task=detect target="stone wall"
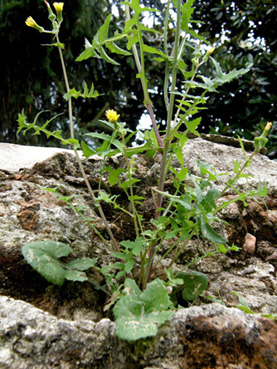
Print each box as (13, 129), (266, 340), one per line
(0, 139), (276, 368)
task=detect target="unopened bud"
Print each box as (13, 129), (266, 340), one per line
(203, 46), (215, 62)
(25, 16), (44, 32)
(53, 3), (64, 22)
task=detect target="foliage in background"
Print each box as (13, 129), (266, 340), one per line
(192, 0), (277, 158)
(1, 0), (276, 158)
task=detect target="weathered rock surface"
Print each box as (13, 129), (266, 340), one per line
(0, 143), (77, 172)
(1, 296), (276, 369)
(0, 138), (277, 368)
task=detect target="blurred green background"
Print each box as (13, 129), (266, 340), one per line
(0, 0), (276, 158)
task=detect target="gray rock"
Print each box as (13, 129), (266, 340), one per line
(181, 138), (277, 195)
(0, 143), (77, 172)
(0, 296), (276, 369)
(0, 139), (277, 368)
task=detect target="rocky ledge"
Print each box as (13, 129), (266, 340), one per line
(0, 138), (276, 368)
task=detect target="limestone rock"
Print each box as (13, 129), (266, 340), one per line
(0, 138), (277, 368)
(0, 296), (276, 369)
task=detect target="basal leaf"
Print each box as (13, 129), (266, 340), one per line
(176, 271), (208, 301)
(113, 279), (174, 341)
(64, 270), (88, 282)
(66, 258), (98, 271)
(22, 241), (72, 286)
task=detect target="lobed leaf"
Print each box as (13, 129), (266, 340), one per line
(113, 279), (174, 341)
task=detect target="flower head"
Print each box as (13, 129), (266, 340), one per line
(105, 109), (120, 123)
(203, 46), (215, 62)
(25, 16), (44, 32)
(53, 2), (64, 22)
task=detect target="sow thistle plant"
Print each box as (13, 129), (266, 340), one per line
(19, 0), (272, 341)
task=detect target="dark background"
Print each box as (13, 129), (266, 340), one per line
(1, 0), (276, 157)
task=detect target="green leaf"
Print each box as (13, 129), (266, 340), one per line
(120, 237), (145, 256)
(210, 57), (249, 85)
(99, 45), (120, 65)
(176, 271), (208, 301)
(200, 222), (227, 244)
(67, 258), (98, 271)
(185, 117), (201, 135)
(81, 141), (95, 158)
(85, 132), (113, 142)
(104, 167), (124, 186)
(106, 40), (131, 56)
(64, 270), (88, 282)
(113, 279), (174, 341)
(176, 167), (188, 182)
(76, 39), (99, 62)
(180, 0), (195, 32)
(63, 82), (99, 100)
(232, 292), (254, 314)
(200, 188), (221, 212)
(22, 241), (72, 286)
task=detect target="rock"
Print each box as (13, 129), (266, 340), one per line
(0, 138), (277, 367)
(181, 138), (277, 195)
(0, 296), (276, 369)
(243, 233), (256, 254)
(0, 143), (77, 172)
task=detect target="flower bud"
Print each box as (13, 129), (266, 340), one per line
(53, 3), (64, 22)
(203, 46), (215, 62)
(44, 0), (56, 22)
(265, 122), (272, 133)
(25, 16), (44, 32)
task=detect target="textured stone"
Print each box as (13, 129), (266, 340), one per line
(0, 139), (277, 368)
(0, 297), (276, 369)
(181, 138), (277, 195)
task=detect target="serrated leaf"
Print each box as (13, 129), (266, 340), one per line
(210, 57), (249, 84)
(120, 237), (145, 257)
(99, 46), (120, 65)
(85, 132), (113, 142)
(180, 0), (195, 32)
(176, 167), (188, 182)
(104, 167), (124, 186)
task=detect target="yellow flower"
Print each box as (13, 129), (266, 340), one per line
(203, 46), (215, 62)
(265, 122), (272, 132)
(53, 2), (64, 21)
(53, 2), (64, 12)
(25, 16), (44, 32)
(105, 109), (120, 123)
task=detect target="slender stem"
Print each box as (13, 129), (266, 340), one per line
(156, 0), (182, 214)
(125, 3), (163, 148)
(121, 133), (140, 238)
(220, 150), (257, 196)
(55, 36), (119, 252)
(145, 0), (182, 284)
(163, 0), (170, 111)
(73, 148), (120, 252)
(56, 34), (74, 140)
